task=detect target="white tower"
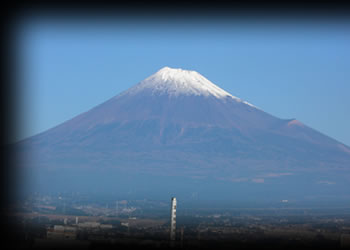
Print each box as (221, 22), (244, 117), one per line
(170, 197), (177, 241)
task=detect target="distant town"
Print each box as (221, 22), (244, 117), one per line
(4, 192), (350, 249)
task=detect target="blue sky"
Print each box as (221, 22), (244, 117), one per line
(16, 17), (350, 146)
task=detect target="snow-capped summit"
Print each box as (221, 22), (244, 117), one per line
(124, 66), (255, 107)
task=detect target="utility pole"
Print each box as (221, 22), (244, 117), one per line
(170, 197), (177, 247)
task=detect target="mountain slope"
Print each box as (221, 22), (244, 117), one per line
(16, 67), (350, 201)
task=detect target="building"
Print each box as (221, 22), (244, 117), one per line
(121, 222), (129, 227)
(77, 221), (113, 230)
(170, 197), (177, 241)
(100, 224), (113, 229)
(77, 222), (100, 228)
(47, 225), (77, 240)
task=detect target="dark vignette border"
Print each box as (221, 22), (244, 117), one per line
(1, 1), (350, 249)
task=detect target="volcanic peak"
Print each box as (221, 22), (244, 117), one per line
(124, 66), (256, 108)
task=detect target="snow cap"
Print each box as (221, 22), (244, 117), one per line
(125, 66), (256, 107)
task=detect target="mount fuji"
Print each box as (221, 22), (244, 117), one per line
(16, 67), (350, 202)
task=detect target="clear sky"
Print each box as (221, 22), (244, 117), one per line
(15, 15), (350, 146)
